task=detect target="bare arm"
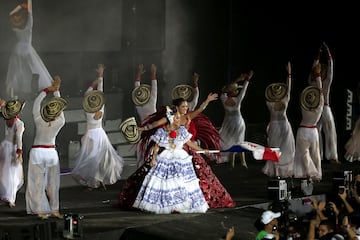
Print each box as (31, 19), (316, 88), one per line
(313, 63), (323, 89)
(225, 227), (235, 240)
(188, 73), (200, 111)
(186, 92), (218, 120)
(185, 139), (209, 153)
(323, 42), (334, 85)
(96, 64), (105, 92)
(28, 0), (32, 13)
(53, 76), (65, 120)
(135, 64), (145, 87)
(338, 192), (354, 214)
(85, 64), (105, 93)
(9, 5), (22, 16)
(10, 0), (32, 15)
(237, 70), (253, 102)
(138, 117), (168, 132)
(286, 62), (292, 100)
(0, 99), (5, 108)
(306, 219), (319, 240)
(149, 64), (158, 107)
(308, 46), (321, 85)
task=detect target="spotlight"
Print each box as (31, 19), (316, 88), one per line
(63, 213), (83, 239)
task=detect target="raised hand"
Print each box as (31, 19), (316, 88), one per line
(246, 70), (254, 81)
(236, 73), (247, 82)
(322, 42), (331, 57)
(48, 76), (61, 92)
(286, 62), (291, 75)
(0, 99), (5, 108)
(137, 64), (146, 76)
(150, 64), (157, 76)
(192, 72), (200, 87)
(313, 63), (321, 75)
(96, 64), (105, 77)
(207, 92), (218, 102)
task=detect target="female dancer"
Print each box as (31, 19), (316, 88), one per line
(6, 0), (52, 98)
(71, 64), (124, 189)
(219, 70), (254, 167)
(117, 92), (236, 209)
(133, 107), (209, 214)
(133, 63), (158, 123)
(262, 62), (295, 178)
(308, 42), (338, 163)
(293, 63), (324, 180)
(132, 64), (158, 168)
(0, 99), (25, 207)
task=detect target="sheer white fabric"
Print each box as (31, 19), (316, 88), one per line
(317, 105), (338, 160)
(219, 81), (249, 163)
(6, 11), (52, 97)
(262, 98), (295, 178)
(72, 80), (124, 188)
(26, 90), (65, 215)
(26, 148), (60, 214)
(294, 85), (324, 180)
(71, 124), (124, 188)
(0, 119), (24, 204)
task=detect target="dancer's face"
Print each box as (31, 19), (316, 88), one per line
(176, 101), (188, 115)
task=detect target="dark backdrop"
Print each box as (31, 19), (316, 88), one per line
(0, 0), (358, 158)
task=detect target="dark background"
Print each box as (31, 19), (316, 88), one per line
(0, 0), (358, 158)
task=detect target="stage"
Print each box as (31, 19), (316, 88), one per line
(0, 157), (356, 240)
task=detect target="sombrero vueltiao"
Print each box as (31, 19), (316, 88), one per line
(83, 90), (104, 113)
(300, 86), (321, 111)
(221, 82), (243, 93)
(119, 117), (140, 144)
(132, 84), (151, 106)
(1, 99), (25, 120)
(10, 6), (28, 29)
(171, 84), (193, 101)
(265, 83), (287, 102)
(41, 97), (67, 122)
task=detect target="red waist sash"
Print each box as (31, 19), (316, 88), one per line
(32, 145), (56, 148)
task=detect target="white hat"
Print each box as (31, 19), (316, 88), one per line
(261, 210), (281, 225)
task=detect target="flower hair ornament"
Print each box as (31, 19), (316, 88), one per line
(166, 106), (174, 124)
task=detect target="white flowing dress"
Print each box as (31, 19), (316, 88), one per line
(0, 119), (25, 204)
(293, 79), (324, 180)
(219, 81), (249, 163)
(133, 126), (209, 214)
(262, 99), (295, 178)
(6, 10), (52, 97)
(71, 81), (124, 188)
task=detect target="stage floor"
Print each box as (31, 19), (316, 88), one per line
(0, 157), (356, 240)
